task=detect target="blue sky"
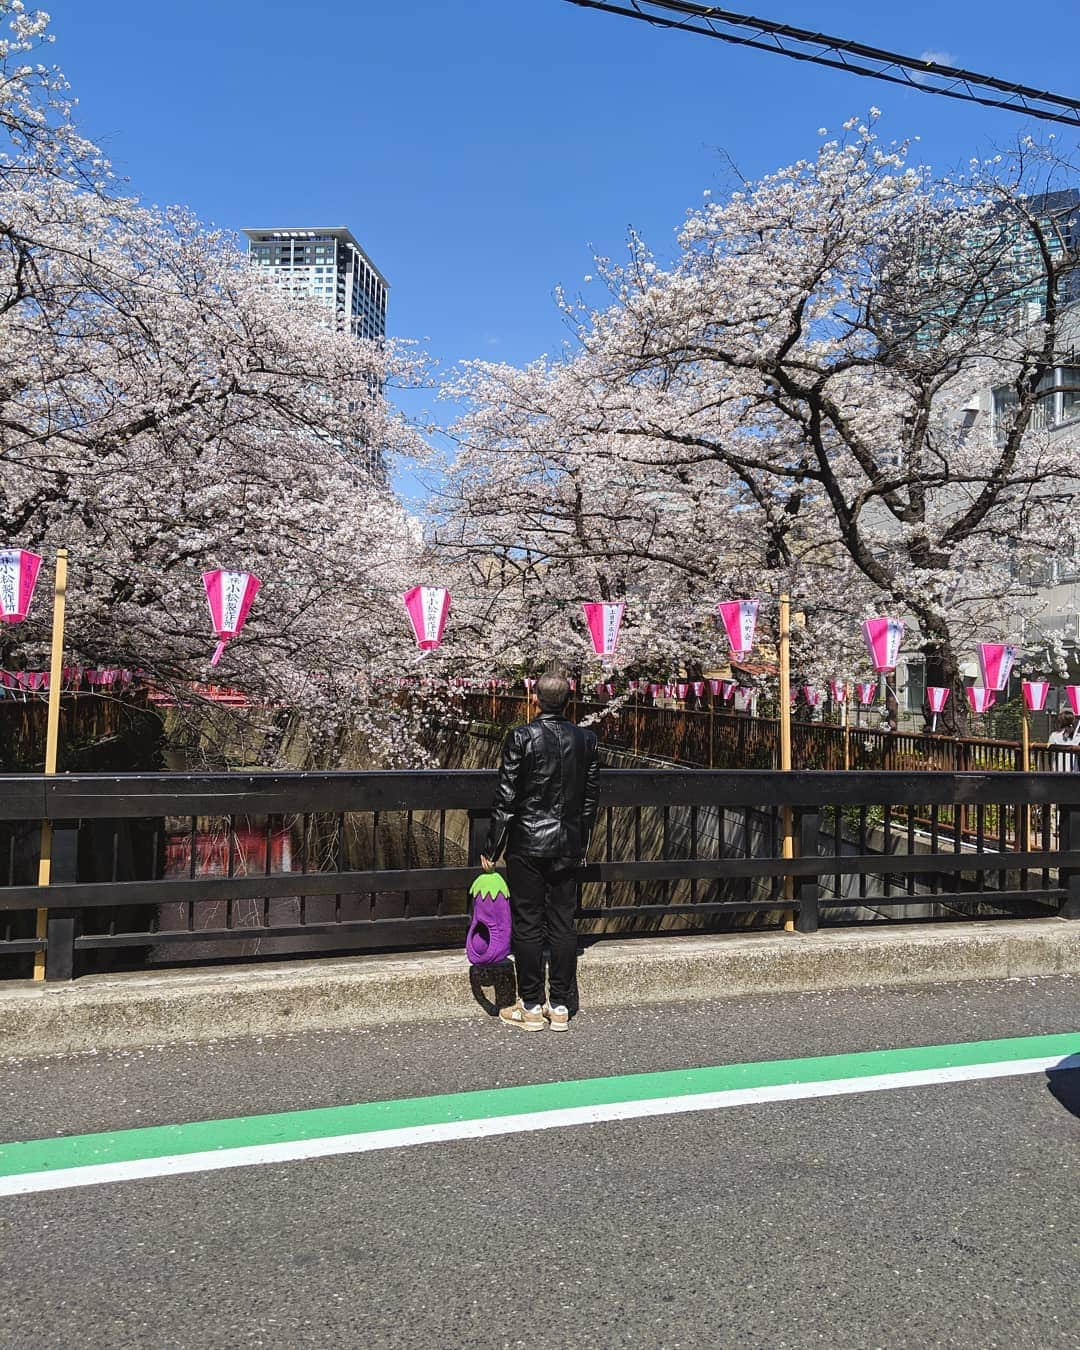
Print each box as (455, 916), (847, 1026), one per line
(42, 0), (1079, 487)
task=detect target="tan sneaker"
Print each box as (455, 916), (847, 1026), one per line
(543, 1003), (570, 1033)
(498, 1001), (546, 1032)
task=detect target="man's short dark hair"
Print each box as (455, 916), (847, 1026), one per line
(537, 671), (570, 712)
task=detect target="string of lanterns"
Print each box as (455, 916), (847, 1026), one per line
(5, 550), (1076, 724)
(405, 590), (1079, 728)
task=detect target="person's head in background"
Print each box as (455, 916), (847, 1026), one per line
(537, 670), (570, 715)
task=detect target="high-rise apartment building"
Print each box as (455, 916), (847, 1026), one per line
(242, 227), (388, 341)
(911, 189), (1080, 351)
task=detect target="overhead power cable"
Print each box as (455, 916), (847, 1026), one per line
(562, 0), (1080, 128)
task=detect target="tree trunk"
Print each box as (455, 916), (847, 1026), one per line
(924, 640), (964, 737)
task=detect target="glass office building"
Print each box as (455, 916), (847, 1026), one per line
(242, 227), (388, 341)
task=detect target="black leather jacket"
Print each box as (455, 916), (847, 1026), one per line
(484, 713), (600, 860)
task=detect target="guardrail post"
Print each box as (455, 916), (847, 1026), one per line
(794, 807), (820, 933)
(45, 819), (80, 981)
(1059, 805), (1080, 919)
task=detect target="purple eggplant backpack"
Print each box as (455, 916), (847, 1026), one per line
(466, 871), (512, 965)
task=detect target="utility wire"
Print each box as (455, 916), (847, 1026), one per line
(562, 0), (1080, 128)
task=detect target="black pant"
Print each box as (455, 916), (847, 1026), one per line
(507, 854), (579, 1009)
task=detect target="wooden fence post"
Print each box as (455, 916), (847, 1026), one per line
(467, 809), (489, 870)
(794, 807), (820, 933)
(44, 818), (79, 981)
(1059, 805), (1080, 919)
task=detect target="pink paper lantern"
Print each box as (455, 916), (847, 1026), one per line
(927, 685), (950, 731)
(582, 601), (624, 657)
(717, 600), (759, 658)
(926, 686), (950, 714)
(676, 682), (689, 699)
(856, 680), (878, 706)
(734, 687), (753, 711)
(203, 570), (262, 667)
(862, 617), (904, 673)
(0, 549), (43, 624)
(976, 643), (1018, 692)
(402, 585), (450, 653)
(524, 677), (536, 691)
(828, 680), (848, 703)
(707, 678), (723, 696)
(1065, 686), (1080, 716)
(567, 677), (577, 693)
(966, 686), (995, 714)
(1022, 680), (1049, 712)
(27, 671), (48, 690)
(803, 685), (821, 707)
(721, 679), (737, 702)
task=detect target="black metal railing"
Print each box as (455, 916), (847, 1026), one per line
(462, 692), (1073, 774)
(2, 768), (1079, 981)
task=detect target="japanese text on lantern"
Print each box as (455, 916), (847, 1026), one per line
(0, 551), (19, 617)
(422, 587), (444, 642)
(219, 571), (248, 634)
(602, 604), (620, 654)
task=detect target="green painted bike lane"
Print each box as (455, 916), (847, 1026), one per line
(0, 1031), (1076, 1182)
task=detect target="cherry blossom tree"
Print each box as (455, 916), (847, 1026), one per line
(441, 117), (1080, 724)
(0, 2), (432, 766)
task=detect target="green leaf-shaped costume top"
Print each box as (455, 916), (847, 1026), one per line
(469, 870), (508, 900)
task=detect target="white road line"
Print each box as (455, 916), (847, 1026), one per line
(1, 1052), (1073, 1198)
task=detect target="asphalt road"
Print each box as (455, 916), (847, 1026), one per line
(0, 975), (1078, 1349)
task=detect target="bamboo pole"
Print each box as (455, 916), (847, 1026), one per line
(779, 596), (792, 773)
(778, 595), (796, 930)
(34, 548), (68, 982)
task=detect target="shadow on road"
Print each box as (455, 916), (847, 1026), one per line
(1046, 1065), (1080, 1120)
(469, 961), (517, 1015)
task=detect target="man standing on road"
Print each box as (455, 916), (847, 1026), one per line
(480, 670), (600, 1033)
